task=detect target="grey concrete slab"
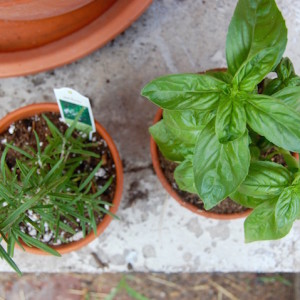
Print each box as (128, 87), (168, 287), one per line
(1, 0), (300, 273)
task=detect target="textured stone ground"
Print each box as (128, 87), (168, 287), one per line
(1, 0), (300, 273)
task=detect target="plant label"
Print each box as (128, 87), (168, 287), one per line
(54, 87), (96, 140)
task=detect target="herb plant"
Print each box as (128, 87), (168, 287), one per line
(0, 113), (113, 274)
(141, 0), (300, 241)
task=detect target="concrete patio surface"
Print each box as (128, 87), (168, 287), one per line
(1, 0), (300, 273)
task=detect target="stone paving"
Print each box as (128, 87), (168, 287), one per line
(1, 0), (300, 273)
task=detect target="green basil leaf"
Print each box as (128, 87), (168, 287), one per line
(263, 78), (283, 96)
(238, 161), (292, 198)
(149, 120), (194, 162)
(174, 159), (197, 194)
(246, 94), (300, 152)
(205, 70), (233, 84)
(264, 58), (300, 95)
(215, 95), (246, 142)
(193, 120), (250, 209)
(163, 109), (215, 144)
(244, 198), (293, 242)
(275, 186), (300, 228)
(249, 145), (260, 161)
(277, 148), (299, 172)
(230, 190), (264, 208)
(233, 47), (284, 91)
(293, 173), (300, 185)
(141, 74), (228, 110)
(276, 57), (297, 81)
(226, 0), (287, 80)
(272, 86), (300, 113)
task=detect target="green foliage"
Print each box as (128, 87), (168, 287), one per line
(141, 0), (300, 242)
(105, 276), (150, 300)
(193, 120), (250, 209)
(0, 114), (113, 274)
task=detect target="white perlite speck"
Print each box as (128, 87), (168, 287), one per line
(29, 229), (37, 237)
(95, 168), (106, 177)
(1, 138), (7, 144)
(69, 231), (84, 242)
(42, 233), (53, 243)
(8, 124), (15, 134)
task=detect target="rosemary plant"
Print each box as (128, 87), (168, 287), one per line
(0, 113), (114, 274)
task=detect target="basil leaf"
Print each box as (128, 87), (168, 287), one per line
(277, 57), (298, 81)
(263, 78), (283, 96)
(272, 86), (300, 113)
(149, 120), (194, 162)
(264, 58), (300, 95)
(215, 95), (246, 142)
(205, 70), (233, 84)
(233, 47), (284, 91)
(174, 159), (197, 194)
(230, 190), (264, 208)
(275, 186), (300, 228)
(249, 145), (260, 161)
(163, 109), (215, 144)
(227, 0), (287, 81)
(141, 74), (228, 110)
(277, 148), (299, 172)
(246, 94), (300, 152)
(193, 120), (250, 209)
(238, 161), (292, 198)
(244, 198), (293, 242)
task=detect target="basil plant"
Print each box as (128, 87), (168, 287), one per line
(141, 0), (300, 241)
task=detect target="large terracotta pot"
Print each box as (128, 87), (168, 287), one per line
(0, 0), (117, 52)
(0, 0), (153, 77)
(0, 103), (123, 254)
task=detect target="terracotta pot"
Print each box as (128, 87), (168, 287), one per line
(0, 103), (123, 255)
(151, 108), (300, 219)
(0, 0), (117, 52)
(150, 108), (251, 220)
(0, 0), (153, 77)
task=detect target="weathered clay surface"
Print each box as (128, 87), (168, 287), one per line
(1, 0), (300, 272)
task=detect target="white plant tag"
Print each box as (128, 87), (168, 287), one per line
(54, 88), (96, 140)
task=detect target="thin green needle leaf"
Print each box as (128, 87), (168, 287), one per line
(92, 176), (113, 198)
(4, 143), (33, 159)
(0, 244), (22, 275)
(33, 130), (41, 156)
(17, 230), (61, 257)
(42, 114), (64, 139)
(1, 146), (9, 182)
(79, 161), (102, 192)
(41, 158), (64, 185)
(65, 108), (84, 139)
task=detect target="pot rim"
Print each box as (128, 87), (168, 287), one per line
(0, 0), (153, 78)
(150, 108), (251, 220)
(0, 102), (123, 255)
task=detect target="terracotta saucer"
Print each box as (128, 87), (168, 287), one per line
(0, 0), (152, 78)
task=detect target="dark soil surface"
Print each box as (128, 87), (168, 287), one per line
(0, 113), (116, 245)
(260, 146), (287, 166)
(0, 272), (295, 300)
(158, 151), (249, 215)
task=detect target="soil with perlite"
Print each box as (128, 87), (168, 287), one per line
(0, 112), (116, 245)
